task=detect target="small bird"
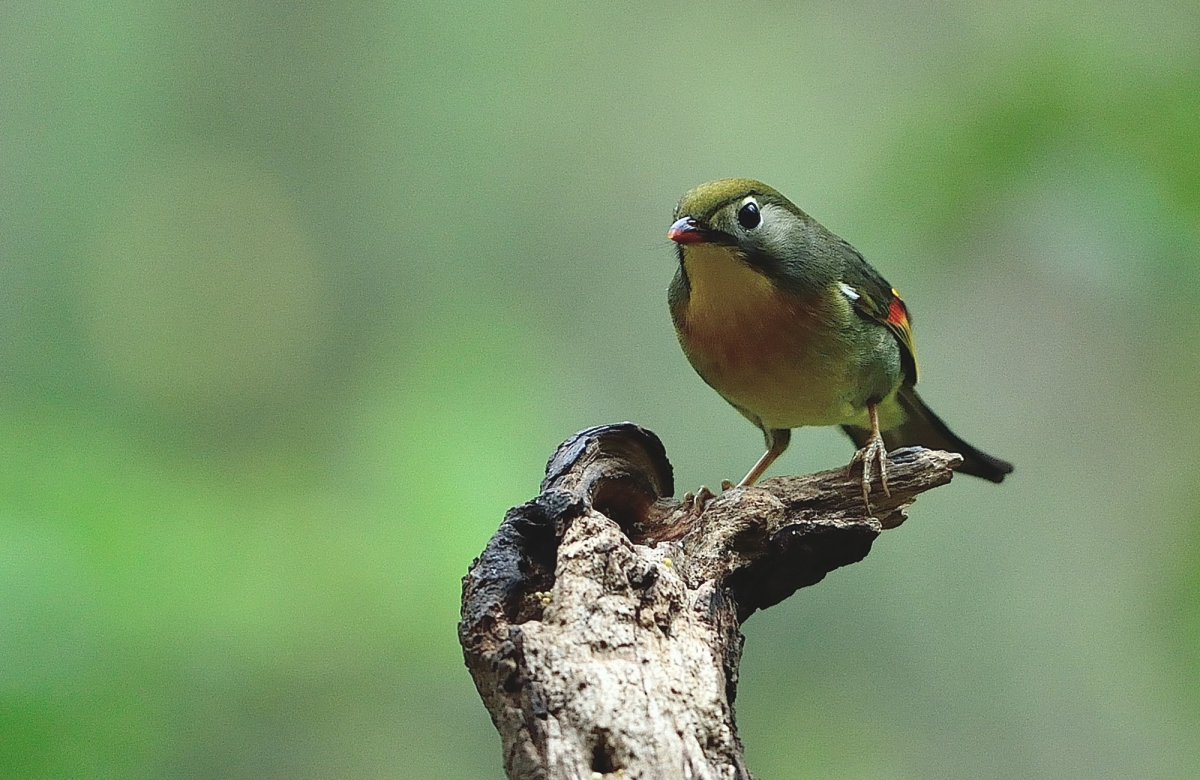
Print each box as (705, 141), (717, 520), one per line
(667, 178), (1012, 508)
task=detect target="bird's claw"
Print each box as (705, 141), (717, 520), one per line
(848, 435), (890, 514)
(681, 485), (718, 514)
(680, 479), (740, 519)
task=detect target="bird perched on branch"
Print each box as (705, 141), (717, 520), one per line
(667, 178), (1012, 509)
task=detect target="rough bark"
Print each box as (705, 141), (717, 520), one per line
(459, 423), (962, 780)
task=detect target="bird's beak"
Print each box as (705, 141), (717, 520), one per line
(668, 217), (709, 244)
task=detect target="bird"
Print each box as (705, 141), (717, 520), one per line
(667, 178), (1012, 509)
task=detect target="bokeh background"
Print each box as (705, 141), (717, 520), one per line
(4, 2), (1199, 777)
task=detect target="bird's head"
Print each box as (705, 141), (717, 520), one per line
(668, 179), (832, 295)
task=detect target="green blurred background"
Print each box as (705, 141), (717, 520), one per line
(3, 2), (1198, 777)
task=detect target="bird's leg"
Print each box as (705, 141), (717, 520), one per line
(738, 428), (791, 487)
(848, 403), (890, 511)
(680, 429), (790, 521)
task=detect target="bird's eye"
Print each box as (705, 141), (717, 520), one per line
(737, 200), (761, 230)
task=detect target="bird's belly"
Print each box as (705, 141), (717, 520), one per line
(679, 295), (874, 429)
(694, 333), (860, 427)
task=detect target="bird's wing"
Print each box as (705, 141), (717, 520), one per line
(836, 240), (919, 385)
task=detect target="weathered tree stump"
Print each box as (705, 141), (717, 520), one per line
(459, 423), (961, 779)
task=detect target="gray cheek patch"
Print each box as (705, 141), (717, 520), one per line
(755, 202), (796, 251)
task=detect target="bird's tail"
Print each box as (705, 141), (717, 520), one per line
(842, 386), (1013, 483)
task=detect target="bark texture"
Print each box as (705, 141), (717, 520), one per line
(459, 423), (961, 779)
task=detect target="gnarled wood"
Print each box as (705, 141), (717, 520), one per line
(460, 423), (961, 779)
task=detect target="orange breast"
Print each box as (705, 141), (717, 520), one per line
(674, 246), (859, 428)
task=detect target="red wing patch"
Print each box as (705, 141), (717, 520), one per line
(844, 281), (920, 385)
(886, 290), (910, 329)
(885, 289), (919, 384)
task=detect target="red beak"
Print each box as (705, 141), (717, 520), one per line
(668, 217), (708, 244)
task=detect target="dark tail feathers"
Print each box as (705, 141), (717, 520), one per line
(842, 386), (1013, 483)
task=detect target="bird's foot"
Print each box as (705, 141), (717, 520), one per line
(848, 434), (890, 514)
(680, 480), (738, 519)
(680, 484), (718, 516)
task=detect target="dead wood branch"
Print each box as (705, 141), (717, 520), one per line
(460, 423), (961, 779)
